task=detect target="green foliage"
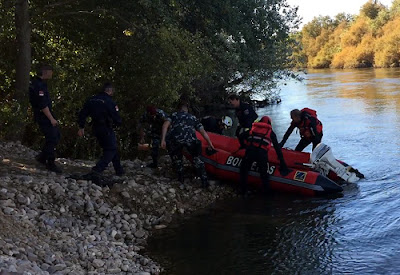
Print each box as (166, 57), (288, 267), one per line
(0, 0), (299, 159)
(371, 8), (390, 33)
(0, 2), (15, 95)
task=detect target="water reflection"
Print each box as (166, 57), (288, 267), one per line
(305, 68), (400, 113)
(148, 195), (342, 275)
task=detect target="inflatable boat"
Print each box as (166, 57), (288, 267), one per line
(196, 132), (364, 196)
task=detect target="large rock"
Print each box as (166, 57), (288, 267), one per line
(92, 259), (105, 268)
(134, 230), (146, 239)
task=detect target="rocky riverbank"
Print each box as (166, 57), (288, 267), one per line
(0, 141), (236, 274)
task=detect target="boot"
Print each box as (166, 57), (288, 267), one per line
(178, 173), (184, 184)
(147, 156), (158, 168)
(201, 178), (209, 188)
(115, 165), (125, 176)
(82, 171), (102, 185)
(146, 162), (158, 168)
(46, 159), (62, 174)
(35, 153), (47, 165)
(238, 183), (248, 197)
(115, 169), (125, 176)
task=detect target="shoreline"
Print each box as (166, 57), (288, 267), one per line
(0, 141), (236, 274)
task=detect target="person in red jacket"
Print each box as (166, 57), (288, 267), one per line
(279, 108), (323, 151)
(240, 116), (289, 195)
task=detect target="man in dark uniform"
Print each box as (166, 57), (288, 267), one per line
(29, 64), (62, 173)
(78, 83), (124, 179)
(161, 101), (215, 187)
(227, 94), (258, 148)
(240, 116), (289, 195)
(200, 115), (233, 135)
(138, 106), (169, 168)
(279, 108), (323, 151)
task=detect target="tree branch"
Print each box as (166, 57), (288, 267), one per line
(47, 8), (137, 29)
(48, 9), (105, 18)
(43, 0), (79, 9)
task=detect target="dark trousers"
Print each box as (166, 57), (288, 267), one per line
(38, 123), (60, 160)
(92, 126), (123, 174)
(167, 140), (207, 182)
(295, 134), (323, 152)
(240, 146), (270, 193)
(151, 137), (160, 164)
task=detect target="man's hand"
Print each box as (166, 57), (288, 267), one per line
(78, 128), (85, 137)
(161, 140), (166, 149)
(50, 118), (58, 127)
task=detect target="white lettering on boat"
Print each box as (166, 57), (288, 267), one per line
(225, 156), (276, 174)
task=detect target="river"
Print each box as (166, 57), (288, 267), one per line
(147, 68), (400, 274)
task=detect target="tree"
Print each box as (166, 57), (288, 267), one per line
(15, 0), (31, 107)
(360, 0), (384, 19)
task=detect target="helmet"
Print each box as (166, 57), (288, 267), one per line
(260, 116), (272, 125)
(146, 105), (157, 116)
(221, 116), (233, 129)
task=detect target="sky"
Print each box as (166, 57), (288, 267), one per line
(287, 0), (394, 27)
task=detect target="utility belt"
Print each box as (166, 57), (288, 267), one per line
(92, 119), (113, 128)
(246, 135), (271, 150)
(33, 110), (55, 124)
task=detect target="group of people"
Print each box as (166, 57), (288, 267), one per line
(226, 94), (323, 194)
(29, 65), (124, 179)
(29, 64), (323, 192)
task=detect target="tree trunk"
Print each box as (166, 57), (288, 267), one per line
(14, 0), (31, 142)
(15, 0), (31, 106)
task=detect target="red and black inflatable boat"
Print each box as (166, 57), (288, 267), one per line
(196, 132), (364, 196)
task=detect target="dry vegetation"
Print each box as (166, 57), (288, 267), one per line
(294, 0), (400, 69)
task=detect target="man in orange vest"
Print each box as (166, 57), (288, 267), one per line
(280, 108), (323, 151)
(240, 116), (289, 195)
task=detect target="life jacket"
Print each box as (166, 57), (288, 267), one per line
(298, 108), (323, 138)
(245, 122), (272, 150)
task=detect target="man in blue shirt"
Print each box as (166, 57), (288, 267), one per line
(78, 83), (124, 180)
(161, 101), (214, 187)
(29, 64), (62, 174)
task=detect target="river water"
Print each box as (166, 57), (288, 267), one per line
(147, 69), (400, 274)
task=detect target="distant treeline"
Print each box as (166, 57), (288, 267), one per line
(0, 0), (298, 159)
(292, 0), (400, 69)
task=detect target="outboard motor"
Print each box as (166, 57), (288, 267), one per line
(310, 143), (363, 183)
